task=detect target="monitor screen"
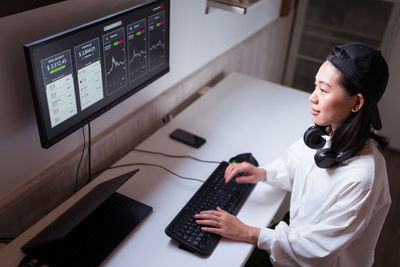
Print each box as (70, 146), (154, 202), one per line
(24, 0), (169, 148)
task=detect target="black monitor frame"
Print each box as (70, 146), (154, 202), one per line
(24, 0), (170, 148)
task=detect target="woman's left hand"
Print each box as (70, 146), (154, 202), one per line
(194, 207), (260, 244)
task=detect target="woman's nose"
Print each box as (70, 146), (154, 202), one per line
(309, 89), (317, 103)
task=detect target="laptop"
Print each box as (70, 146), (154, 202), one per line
(21, 169), (152, 267)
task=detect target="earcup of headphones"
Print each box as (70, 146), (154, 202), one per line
(315, 148), (357, 169)
(303, 125), (326, 149)
(314, 148), (340, 168)
(304, 125), (359, 169)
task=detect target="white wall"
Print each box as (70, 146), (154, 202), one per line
(0, 0), (282, 197)
(380, 23), (400, 150)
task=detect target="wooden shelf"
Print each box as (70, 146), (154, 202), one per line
(205, 0), (261, 15)
(304, 22), (382, 43)
(297, 54), (324, 64)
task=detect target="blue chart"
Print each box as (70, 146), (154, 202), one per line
(127, 19), (147, 82)
(103, 27), (127, 95)
(148, 11), (166, 70)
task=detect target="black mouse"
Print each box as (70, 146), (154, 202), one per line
(229, 153), (259, 167)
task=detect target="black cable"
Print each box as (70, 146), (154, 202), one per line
(132, 148), (222, 164)
(89, 144), (222, 184)
(108, 163), (205, 183)
(75, 127), (86, 192)
(88, 122), (92, 183)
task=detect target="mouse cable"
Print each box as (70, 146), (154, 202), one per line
(131, 148), (222, 164)
(106, 163), (205, 183)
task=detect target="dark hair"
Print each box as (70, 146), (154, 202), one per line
(331, 70), (389, 154)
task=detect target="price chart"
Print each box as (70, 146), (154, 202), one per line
(103, 27), (127, 95)
(148, 11), (166, 70)
(127, 19), (147, 82)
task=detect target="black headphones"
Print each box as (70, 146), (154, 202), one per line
(303, 125), (358, 168)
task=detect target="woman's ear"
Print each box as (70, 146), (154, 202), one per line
(352, 93), (365, 112)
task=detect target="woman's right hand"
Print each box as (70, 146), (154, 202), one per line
(224, 162), (266, 184)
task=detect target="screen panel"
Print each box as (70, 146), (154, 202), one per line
(24, 0), (169, 148)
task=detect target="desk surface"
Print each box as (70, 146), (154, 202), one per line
(0, 73), (312, 266)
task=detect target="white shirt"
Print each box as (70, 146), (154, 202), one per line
(258, 137), (391, 267)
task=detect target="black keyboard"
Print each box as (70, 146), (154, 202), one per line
(165, 161), (256, 256)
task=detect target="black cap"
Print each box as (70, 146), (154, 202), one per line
(326, 43), (389, 130)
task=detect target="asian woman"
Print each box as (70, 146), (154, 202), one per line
(195, 43), (391, 267)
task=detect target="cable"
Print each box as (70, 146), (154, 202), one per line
(107, 163), (205, 183)
(88, 122), (92, 183)
(89, 143), (222, 184)
(132, 148), (222, 164)
(75, 127), (86, 192)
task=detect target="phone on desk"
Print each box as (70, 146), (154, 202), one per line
(169, 129), (206, 148)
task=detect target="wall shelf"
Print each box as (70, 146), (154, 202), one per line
(205, 0), (261, 15)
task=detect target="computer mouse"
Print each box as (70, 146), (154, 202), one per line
(229, 153), (259, 167)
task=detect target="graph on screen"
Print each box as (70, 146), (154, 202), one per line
(127, 19), (147, 82)
(148, 11), (166, 70)
(103, 28), (127, 95)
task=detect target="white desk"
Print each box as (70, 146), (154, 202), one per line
(0, 73), (312, 266)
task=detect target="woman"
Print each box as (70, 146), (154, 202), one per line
(195, 43), (391, 266)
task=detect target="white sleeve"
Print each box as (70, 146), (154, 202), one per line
(257, 181), (373, 267)
(262, 139), (305, 192)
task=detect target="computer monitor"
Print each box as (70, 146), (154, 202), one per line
(24, 0), (170, 148)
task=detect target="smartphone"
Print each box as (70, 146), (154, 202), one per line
(169, 129), (206, 148)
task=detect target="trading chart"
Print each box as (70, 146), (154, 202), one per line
(148, 11), (166, 70)
(127, 19), (147, 82)
(103, 27), (127, 95)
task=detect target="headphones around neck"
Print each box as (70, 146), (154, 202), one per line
(303, 125), (357, 168)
